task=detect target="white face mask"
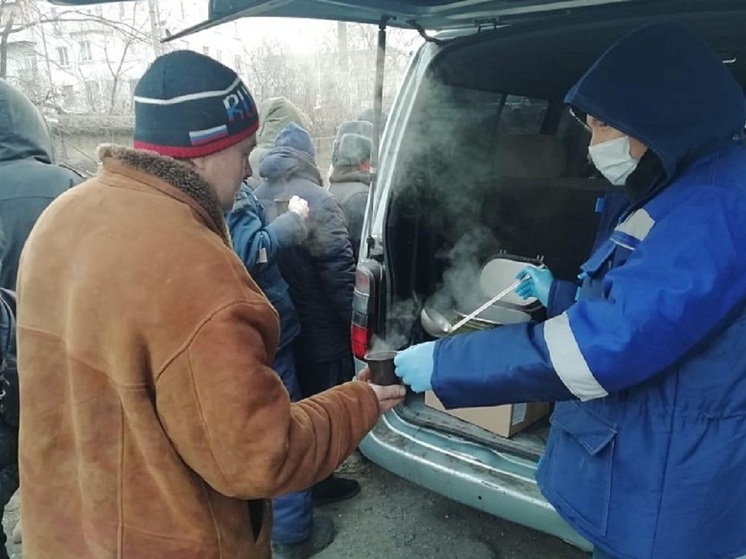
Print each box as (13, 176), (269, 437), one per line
(588, 135), (639, 186)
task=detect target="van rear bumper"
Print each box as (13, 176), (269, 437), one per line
(358, 405), (593, 552)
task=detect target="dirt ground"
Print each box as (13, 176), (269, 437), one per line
(2, 452), (589, 559)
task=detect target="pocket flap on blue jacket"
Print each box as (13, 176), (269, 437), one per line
(550, 403), (617, 455)
(579, 239), (616, 276)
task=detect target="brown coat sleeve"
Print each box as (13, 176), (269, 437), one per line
(155, 300), (379, 499)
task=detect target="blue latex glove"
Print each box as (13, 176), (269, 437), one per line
(394, 341), (435, 393)
(514, 266), (554, 307)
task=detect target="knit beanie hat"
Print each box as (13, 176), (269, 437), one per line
(133, 50), (258, 158)
(274, 122), (316, 162)
(336, 133), (372, 167)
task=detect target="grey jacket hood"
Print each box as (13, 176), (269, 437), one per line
(249, 97), (311, 172)
(0, 79), (54, 164)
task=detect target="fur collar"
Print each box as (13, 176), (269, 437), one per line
(97, 144), (228, 239)
(329, 166), (370, 186)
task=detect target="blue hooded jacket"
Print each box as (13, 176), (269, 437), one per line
(226, 184), (306, 351)
(432, 23), (746, 558)
(255, 123), (356, 363)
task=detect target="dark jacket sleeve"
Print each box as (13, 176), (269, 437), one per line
(309, 197), (356, 325)
(0, 289), (18, 427)
(341, 191), (367, 260)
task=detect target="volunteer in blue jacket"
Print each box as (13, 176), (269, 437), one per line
(395, 22), (746, 559)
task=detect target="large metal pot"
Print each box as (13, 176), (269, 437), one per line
(450, 304), (531, 335)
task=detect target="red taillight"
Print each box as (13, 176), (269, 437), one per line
(351, 323), (370, 359)
(351, 262), (380, 359)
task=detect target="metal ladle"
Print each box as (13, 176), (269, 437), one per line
(420, 277), (527, 338)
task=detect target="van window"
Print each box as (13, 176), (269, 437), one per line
(500, 95), (549, 135)
(419, 88), (550, 151)
(385, 83), (603, 309)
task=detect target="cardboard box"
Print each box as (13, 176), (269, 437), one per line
(424, 391), (551, 438)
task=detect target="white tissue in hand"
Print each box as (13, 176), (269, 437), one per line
(288, 196), (309, 219)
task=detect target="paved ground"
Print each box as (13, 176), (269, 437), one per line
(3, 491), (18, 559)
(2, 452), (590, 558)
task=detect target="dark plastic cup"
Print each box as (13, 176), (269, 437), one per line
(274, 197), (290, 215)
(364, 350), (399, 386)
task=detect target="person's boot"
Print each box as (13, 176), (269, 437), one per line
(311, 474), (360, 506)
(271, 513), (335, 559)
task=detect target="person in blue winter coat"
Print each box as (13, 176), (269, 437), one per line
(255, 123), (356, 394)
(254, 122), (361, 510)
(395, 22), (746, 559)
(226, 186), (336, 559)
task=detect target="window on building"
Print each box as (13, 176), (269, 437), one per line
(57, 46), (69, 67)
(22, 52), (37, 74)
(234, 54), (242, 74)
(61, 85), (75, 106)
(79, 41), (92, 62)
(202, 46), (209, 57)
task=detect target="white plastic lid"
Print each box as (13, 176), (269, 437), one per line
(479, 257), (539, 307)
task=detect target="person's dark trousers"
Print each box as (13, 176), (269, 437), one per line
(294, 351), (360, 505)
(295, 352), (354, 400)
(592, 548), (617, 559)
(270, 345), (314, 545)
(0, 421), (18, 559)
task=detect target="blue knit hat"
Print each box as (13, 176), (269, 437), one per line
(274, 122), (316, 160)
(133, 50), (258, 158)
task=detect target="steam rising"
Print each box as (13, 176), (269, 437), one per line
(367, 85), (522, 350)
(370, 298), (418, 353)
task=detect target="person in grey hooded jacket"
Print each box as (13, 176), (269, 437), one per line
(0, 80), (82, 556)
(0, 80), (83, 290)
(248, 97), (312, 189)
(328, 131), (372, 262)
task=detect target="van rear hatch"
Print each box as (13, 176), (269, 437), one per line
(51, 0), (727, 41)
